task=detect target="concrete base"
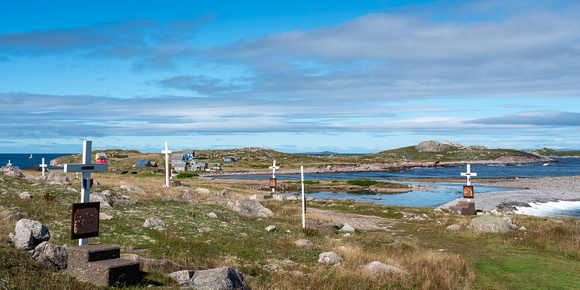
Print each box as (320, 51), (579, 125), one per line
(449, 201), (476, 216)
(67, 244), (141, 287)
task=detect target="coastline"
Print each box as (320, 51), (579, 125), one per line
(203, 156), (551, 177)
(438, 176), (580, 211)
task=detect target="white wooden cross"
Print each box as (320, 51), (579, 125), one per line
(269, 160), (280, 178)
(162, 142), (172, 187)
(460, 164), (477, 186)
(301, 166), (306, 228)
(269, 160), (280, 193)
(39, 158), (47, 177)
(7, 160), (12, 166)
(64, 140), (108, 246)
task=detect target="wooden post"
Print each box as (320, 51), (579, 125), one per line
(301, 166), (305, 228)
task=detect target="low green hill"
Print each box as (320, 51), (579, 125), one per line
(530, 148), (580, 157)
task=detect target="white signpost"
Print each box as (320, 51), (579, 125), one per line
(162, 142), (172, 187)
(269, 160), (280, 193)
(40, 158), (47, 177)
(64, 141), (108, 245)
(301, 166), (306, 228)
(460, 164), (477, 186)
(7, 160), (12, 166)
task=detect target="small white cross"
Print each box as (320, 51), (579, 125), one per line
(162, 142), (172, 187)
(7, 160), (12, 166)
(460, 164), (477, 186)
(39, 158), (47, 177)
(269, 160), (280, 178)
(64, 140), (108, 246)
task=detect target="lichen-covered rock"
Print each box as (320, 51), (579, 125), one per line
(143, 218), (166, 228)
(294, 239), (314, 248)
(168, 267), (248, 289)
(219, 199), (274, 218)
(318, 251), (342, 265)
(468, 215), (511, 233)
(10, 219), (51, 250)
(120, 185), (147, 196)
(31, 242), (69, 272)
(90, 191), (113, 209)
(265, 225), (278, 232)
(363, 261), (409, 277)
(0, 166), (25, 178)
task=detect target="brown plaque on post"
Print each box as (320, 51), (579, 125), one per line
(270, 178), (277, 189)
(71, 202), (100, 240)
(463, 185), (474, 198)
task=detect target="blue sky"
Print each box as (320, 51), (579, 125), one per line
(1, 0), (579, 153)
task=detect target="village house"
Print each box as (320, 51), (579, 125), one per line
(133, 160), (157, 168)
(190, 162), (207, 171)
(173, 161), (187, 171)
(171, 154), (185, 163)
(95, 152), (108, 164)
(183, 149), (195, 160)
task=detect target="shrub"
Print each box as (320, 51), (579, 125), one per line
(346, 180), (378, 186)
(176, 172), (199, 179)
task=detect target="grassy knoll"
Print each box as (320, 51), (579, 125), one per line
(1, 172), (579, 289)
(531, 148), (580, 157)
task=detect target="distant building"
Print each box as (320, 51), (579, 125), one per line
(24, 165), (42, 171)
(208, 163), (222, 171)
(95, 152), (108, 164)
(401, 155), (410, 162)
(173, 161), (187, 171)
(183, 149), (196, 159)
(191, 162), (207, 171)
(171, 154), (185, 163)
(134, 160), (156, 168)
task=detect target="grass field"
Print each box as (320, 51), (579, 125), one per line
(1, 171), (579, 289)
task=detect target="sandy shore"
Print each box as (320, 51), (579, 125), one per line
(438, 176), (580, 211)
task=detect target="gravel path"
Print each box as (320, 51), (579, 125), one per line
(438, 176), (580, 211)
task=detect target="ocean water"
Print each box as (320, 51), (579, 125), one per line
(0, 153), (72, 170)
(227, 158), (580, 218)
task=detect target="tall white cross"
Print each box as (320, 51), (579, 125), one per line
(7, 160), (12, 166)
(39, 158), (47, 177)
(460, 164), (477, 186)
(64, 140), (108, 245)
(162, 142), (172, 187)
(301, 166), (306, 228)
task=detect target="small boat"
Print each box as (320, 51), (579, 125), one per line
(29, 154), (33, 159)
(543, 163), (549, 166)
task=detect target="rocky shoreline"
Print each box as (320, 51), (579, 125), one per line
(439, 176), (580, 212)
(205, 156), (550, 177)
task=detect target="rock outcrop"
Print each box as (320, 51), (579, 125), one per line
(468, 215), (511, 233)
(218, 199), (274, 218)
(168, 267), (248, 289)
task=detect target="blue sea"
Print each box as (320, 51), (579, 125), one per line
(226, 158), (580, 218)
(0, 153), (73, 170)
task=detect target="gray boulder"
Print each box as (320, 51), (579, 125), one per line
(195, 188), (211, 195)
(318, 251), (342, 265)
(31, 242), (69, 272)
(339, 223), (355, 233)
(468, 215), (511, 233)
(168, 267), (248, 289)
(265, 225), (278, 232)
(272, 193), (287, 201)
(120, 185), (147, 196)
(446, 224), (461, 231)
(19, 191), (32, 200)
(0, 166), (25, 178)
(219, 199), (274, 218)
(143, 218), (166, 228)
(90, 191), (113, 209)
(47, 172), (69, 184)
(294, 239), (314, 248)
(10, 219), (51, 250)
(363, 261), (409, 277)
(100, 190), (116, 197)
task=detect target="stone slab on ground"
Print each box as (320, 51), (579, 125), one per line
(67, 244), (141, 287)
